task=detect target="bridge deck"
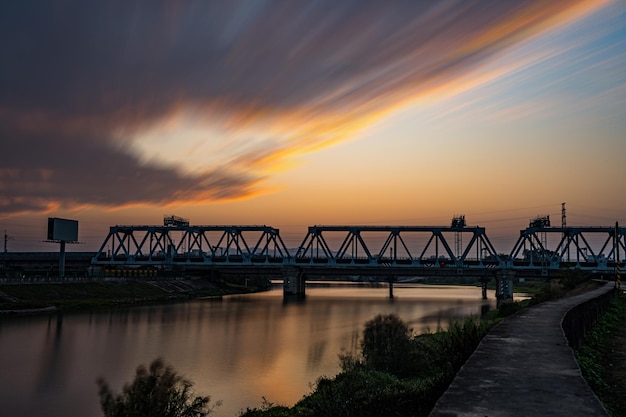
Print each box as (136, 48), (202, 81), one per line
(429, 282), (613, 417)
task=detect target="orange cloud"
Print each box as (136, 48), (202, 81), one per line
(0, 0), (609, 216)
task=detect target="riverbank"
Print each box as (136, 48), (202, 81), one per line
(1, 273), (621, 416)
(239, 274), (622, 417)
(0, 283), (494, 417)
(0, 275), (533, 315)
(417, 275), (546, 296)
(0, 277), (270, 314)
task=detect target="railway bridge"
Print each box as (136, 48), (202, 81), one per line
(90, 216), (625, 300)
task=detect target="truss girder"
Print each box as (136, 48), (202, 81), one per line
(509, 226), (626, 269)
(93, 225), (290, 265)
(92, 224), (625, 273)
(293, 226), (501, 268)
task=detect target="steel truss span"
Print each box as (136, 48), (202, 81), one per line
(510, 226), (625, 271)
(93, 225), (290, 265)
(294, 225), (500, 269)
(91, 224), (625, 273)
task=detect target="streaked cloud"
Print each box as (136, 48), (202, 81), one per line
(0, 0), (609, 216)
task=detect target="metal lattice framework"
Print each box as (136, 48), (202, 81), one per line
(92, 225), (290, 265)
(509, 226), (626, 271)
(294, 225), (501, 268)
(91, 223), (625, 274)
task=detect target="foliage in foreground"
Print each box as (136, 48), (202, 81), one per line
(242, 313), (494, 417)
(576, 294), (626, 417)
(97, 358), (220, 417)
(359, 313), (413, 377)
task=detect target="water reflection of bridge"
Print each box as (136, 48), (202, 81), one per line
(91, 221), (625, 299)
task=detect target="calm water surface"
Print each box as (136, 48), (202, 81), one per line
(0, 284), (519, 417)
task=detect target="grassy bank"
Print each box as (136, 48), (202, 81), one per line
(576, 294), (626, 417)
(0, 277), (270, 312)
(416, 275), (548, 296)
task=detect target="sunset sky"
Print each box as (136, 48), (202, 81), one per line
(1, 0), (625, 253)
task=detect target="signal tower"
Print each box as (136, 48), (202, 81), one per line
(530, 215), (550, 249)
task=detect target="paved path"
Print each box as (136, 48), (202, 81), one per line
(429, 283), (614, 417)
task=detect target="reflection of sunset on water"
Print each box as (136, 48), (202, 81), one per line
(0, 285), (509, 417)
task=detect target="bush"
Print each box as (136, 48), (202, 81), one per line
(294, 369), (431, 417)
(497, 300), (525, 317)
(360, 314), (414, 377)
(97, 358), (220, 417)
(528, 270), (594, 306)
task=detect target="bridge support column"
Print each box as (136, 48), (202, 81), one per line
(495, 270), (514, 304)
(283, 267), (305, 298)
(388, 276), (394, 299)
(480, 277), (489, 300)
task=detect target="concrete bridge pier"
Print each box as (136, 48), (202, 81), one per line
(479, 277), (490, 300)
(283, 267), (305, 297)
(495, 270), (515, 303)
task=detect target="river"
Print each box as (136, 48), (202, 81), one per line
(0, 283), (524, 417)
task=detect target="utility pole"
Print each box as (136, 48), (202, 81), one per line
(562, 203), (568, 262)
(4, 230), (14, 253)
(617, 222), (621, 291)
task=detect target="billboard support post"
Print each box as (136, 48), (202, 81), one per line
(46, 218), (79, 278)
(60, 241), (66, 278)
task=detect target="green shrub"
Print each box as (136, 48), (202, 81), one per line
(360, 314), (414, 377)
(497, 300), (524, 317)
(576, 296), (626, 417)
(293, 369), (433, 417)
(97, 358), (220, 417)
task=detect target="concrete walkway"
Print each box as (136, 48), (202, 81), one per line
(429, 283), (614, 417)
